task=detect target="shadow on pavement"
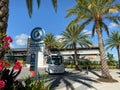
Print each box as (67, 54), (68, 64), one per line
(89, 70), (101, 78)
(116, 72), (120, 78)
(116, 72), (120, 74)
(45, 70), (99, 90)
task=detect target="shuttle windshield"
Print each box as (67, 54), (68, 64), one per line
(51, 55), (63, 65)
(46, 55), (63, 65)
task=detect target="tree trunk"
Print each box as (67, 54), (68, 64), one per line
(96, 30), (112, 79)
(0, 0), (9, 59)
(117, 46), (120, 69)
(73, 42), (79, 69)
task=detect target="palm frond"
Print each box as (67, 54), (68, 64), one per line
(66, 15), (83, 28)
(26, 0), (57, 17)
(105, 15), (120, 25)
(105, 44), (115, 50)
(75, 17), (93, 35)
(104, 3), (120, 14)
(26, 0), (33, 18)
(65, 7), (78, 18)
(101, 21), (109, 36)
(92, 23), (96, 37)
(44, 33), (56, 49)
(37, 0), (40, 8)
(116, 3), (120, 10)
(52, 0), (57, 12)
(62, 24), (93, 49)
(105, 31), (120, 51)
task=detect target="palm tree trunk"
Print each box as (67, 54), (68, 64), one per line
(73, 42), (79, 69)
(97, 30), (112, 79)
(0, 0), (9, 59)
(48, 47), (51, 55)
(117, 46), (120, 69)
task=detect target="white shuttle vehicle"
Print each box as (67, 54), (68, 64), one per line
(45, 54), (65, 74)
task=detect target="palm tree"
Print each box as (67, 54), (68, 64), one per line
(65, 0), (120, 79)
(44, 33), (58, 55)
(107, 53), (116, 66)
(0, 0), (9, 59)
(61, 24), (93, 69)
(0, 0), (57, 59)
(105, 31), (120, 69)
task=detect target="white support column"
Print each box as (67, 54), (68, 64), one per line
(37, 51), (44, 67)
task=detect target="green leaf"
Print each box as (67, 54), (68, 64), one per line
(26, 0), (33, 18)
(52, 0), (57, 12)
(37, 0), (40, 8)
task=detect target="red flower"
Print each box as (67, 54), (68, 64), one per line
(0, 80), (5, 89)
(2, 36), (12, 49)
(2, 43), (10, 49)
(0, 61), (5, 71)
(0, 64), (4, 71)
(0, 60), (9, 71)
(3, 36), (13, 42)
(13, 61), (22, 70)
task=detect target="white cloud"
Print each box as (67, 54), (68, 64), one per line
(55, 35), (62, 39)
(10, 43), (14, 48)
(83, 29), (92, 35)
(15, 33), (29, 46)
(108, 23), (118, 29)
(55, 35), (63, 42)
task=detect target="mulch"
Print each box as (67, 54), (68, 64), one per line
(97, 78), (118, 83)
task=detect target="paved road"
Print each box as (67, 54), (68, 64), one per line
(46, 70), (95, 90)
(17, 67), (99, 90)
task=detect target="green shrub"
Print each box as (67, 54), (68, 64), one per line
(65, 60), (118, 69)
(11, 75), (50, 90)
(108, 66), (117, 69)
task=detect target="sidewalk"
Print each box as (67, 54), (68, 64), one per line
(56, 69), (120, 90)
(17, 68), (120, 90)
(86, 69), (120, 90)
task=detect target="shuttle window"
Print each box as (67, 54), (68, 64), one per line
(46, 56), (52, 64)
(51, 56), (62, 65)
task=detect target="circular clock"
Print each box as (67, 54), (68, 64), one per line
(31, 27), (45, 42)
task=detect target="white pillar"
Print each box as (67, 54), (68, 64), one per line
(37, 51), (44, 67)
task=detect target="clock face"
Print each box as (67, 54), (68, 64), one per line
(31, 27), (45, 42)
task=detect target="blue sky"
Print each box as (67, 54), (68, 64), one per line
(7, 0), (76, 47)
(7, 0), (119, 60)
